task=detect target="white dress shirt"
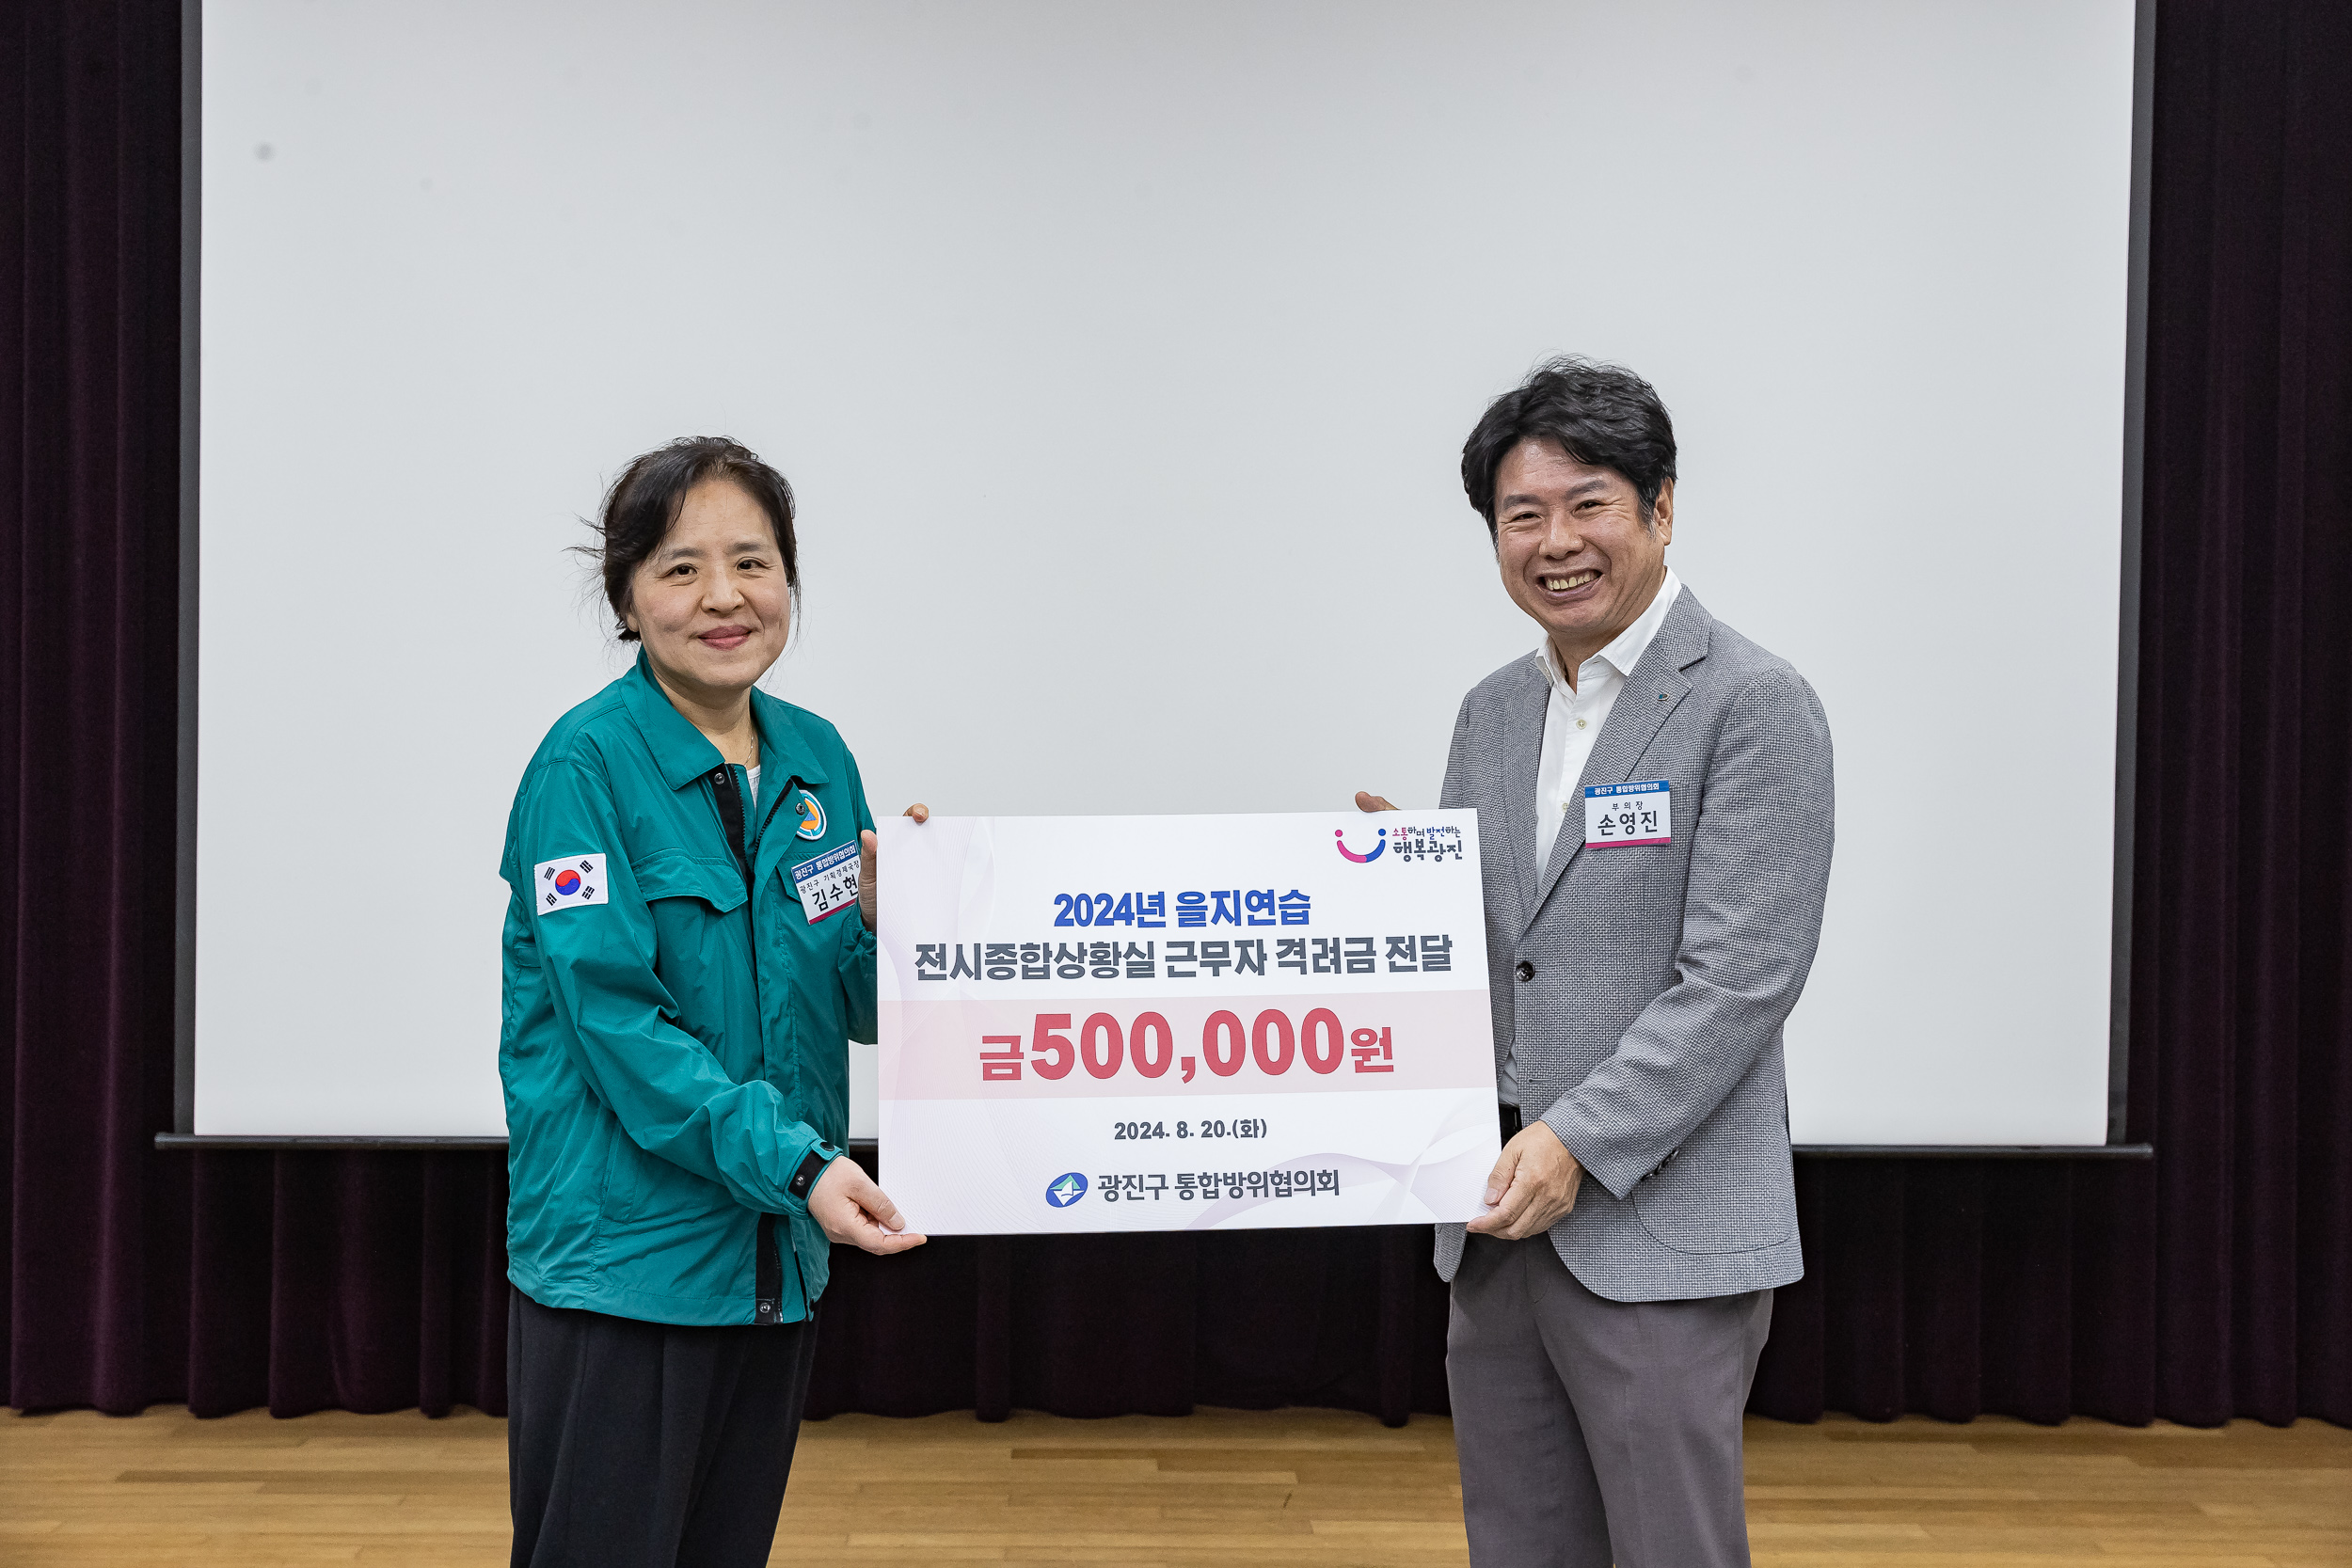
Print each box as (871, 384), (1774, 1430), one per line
(1502, 568), (1682, 1106)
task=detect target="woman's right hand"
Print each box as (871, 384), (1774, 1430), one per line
(858, 801), (930, 932)
(808, 1155), (926, 1254)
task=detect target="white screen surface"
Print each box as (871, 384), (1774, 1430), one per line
(196, 0), (2135, 1143)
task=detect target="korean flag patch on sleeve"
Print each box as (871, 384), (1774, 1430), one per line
(535, 854), (609, 914)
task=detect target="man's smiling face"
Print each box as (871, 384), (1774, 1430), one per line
(1492, 436), (1674, 671)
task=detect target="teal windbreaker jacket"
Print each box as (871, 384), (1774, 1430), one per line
(499, 652), (876, 1325)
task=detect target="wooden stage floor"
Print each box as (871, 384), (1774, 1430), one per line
(3, 1403), (2345, 1566)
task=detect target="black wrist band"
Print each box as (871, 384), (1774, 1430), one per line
(788, 1148), (833, 1200)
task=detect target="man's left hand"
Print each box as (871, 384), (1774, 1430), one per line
(1466, 1119), (1584, 1239)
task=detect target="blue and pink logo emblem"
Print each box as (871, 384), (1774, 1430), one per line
(1335, 827), (1386, 863)
(552, 868), (582, 896)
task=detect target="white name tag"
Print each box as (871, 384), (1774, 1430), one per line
(1582, 781), (1671, 847)
(790, 842), (861, 924)
(534, 853), (609, 913)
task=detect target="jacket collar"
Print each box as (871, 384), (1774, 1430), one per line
(1576, 583), (1713, 800)
(1524, 586), (1716, 931)
(1499, 659), (1549, 927)
(748, 688), (831, 792)
(620, 651), (831, 795)
(748, 689), (836, 893)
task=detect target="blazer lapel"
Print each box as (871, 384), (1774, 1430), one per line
(1525, 589), (1715, 929)
(1498, 657), (1549, 927)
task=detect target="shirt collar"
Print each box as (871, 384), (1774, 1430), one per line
(1536, 568), (1683, 696)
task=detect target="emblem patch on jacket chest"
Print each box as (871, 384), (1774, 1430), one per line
(792, 790), (826, 840)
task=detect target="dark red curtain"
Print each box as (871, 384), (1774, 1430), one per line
(6, 0), (2345, 1426)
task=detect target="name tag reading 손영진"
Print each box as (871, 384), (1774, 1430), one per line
(1582, 780), (1672, 847)
(790, 842), (861, 923)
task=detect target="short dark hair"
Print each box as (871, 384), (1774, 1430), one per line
(587, 436), (799, 641)
(1460, 356), (1677, 536)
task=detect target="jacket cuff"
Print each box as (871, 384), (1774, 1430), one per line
(787, 1147), (834, 1205)
(1540, 1096), (1651, 1203)
(776, 1132), (841, 1214)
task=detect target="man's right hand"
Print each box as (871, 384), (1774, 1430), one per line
(1354, 791), (1397, 812)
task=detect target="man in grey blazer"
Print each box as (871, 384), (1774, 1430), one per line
(1359, 357), (1834, 1567)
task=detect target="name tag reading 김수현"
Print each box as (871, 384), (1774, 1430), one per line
(790, 843), (861, 924)
(1582, 780), (1672, 847)
(876, 813), (1502, 1234)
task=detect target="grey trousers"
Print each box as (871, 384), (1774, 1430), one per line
(1447, 1233), (1772, 1568)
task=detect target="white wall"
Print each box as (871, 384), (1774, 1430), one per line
(197, 0), (2137, 1142)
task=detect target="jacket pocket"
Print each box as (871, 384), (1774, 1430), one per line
(584, 1113), (627, 1265)
(1627, 1137), (1795, 1255)
(633, 852), (751, 1049)
(632, 850), (748, 913)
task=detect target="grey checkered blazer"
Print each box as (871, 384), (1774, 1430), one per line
(1434, 587), (1834, 1302)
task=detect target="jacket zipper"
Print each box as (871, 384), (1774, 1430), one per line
(709, 764), (787, 1327)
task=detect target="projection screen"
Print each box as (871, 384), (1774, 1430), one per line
(189, 0), (2142, 1146)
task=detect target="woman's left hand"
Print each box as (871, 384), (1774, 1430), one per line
(808, 1156), (927, 1255)
(859, 802), (930, 931)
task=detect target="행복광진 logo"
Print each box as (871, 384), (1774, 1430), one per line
(1334, 826), (1386, 863)
(1044, 1172), (1089, 1208)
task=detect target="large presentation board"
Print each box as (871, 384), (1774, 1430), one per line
(192, 0), (2141, 1145)
(876, 811), (1502, 1233)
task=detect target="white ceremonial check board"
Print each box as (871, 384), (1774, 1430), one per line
(877, 812), (1500, 1234)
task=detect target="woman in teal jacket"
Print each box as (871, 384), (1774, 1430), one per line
(501, 436), (924, 1568)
